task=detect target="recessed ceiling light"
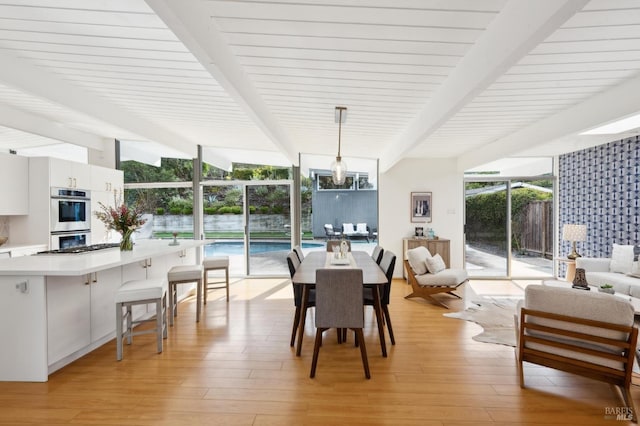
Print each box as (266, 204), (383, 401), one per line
(581, 113), (640, 135)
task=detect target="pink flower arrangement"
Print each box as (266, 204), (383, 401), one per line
(94, 199), (146, 235)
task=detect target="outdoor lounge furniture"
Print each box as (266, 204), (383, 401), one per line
(342, 223), (370, 242)
(324, 224), (341, 240)
(516, 285), (638, 422)
(403, 246), (467, 308)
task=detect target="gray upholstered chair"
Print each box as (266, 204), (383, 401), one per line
(371, 245), (384, 265)
(364, 250), (396, 344)
(310, 268), (370, 379)
(293, 245), (304, 262)
(516, 285), (638, 421)
(287, 252), (315, 348)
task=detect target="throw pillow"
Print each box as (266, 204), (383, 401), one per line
(610, 244), (635, 274)
(406, 246), (431, 275)
(425, 253), (446, 274)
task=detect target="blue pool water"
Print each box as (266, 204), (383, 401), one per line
(204, 241), (323, 256)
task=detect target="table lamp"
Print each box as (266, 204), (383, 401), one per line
(562, 224), (587, 259)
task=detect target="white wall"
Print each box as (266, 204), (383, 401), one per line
(378, 158), (464, 278)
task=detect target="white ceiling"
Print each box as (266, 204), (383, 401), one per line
(0, 0), (639, 173)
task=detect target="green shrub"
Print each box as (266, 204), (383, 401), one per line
(230, 206), (242, 214)
(169, 207), (182, 215)
(182, 205), (193, 215)
(249, 206), (256, 214)
(272, 205), (284, 214)
(218, 206), (233, 214)
(155, 207), (165, 215)
(258, 206), (270, 214)
(204, 207), (217, 215)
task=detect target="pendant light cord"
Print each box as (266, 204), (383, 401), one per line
(337, 108), (342, 159)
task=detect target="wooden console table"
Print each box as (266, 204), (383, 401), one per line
(402, 238), (450, 278)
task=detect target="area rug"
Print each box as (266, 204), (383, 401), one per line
(443, 298), (521, 347)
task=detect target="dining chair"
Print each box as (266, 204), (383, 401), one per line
(364, 250), (397, 344)
(293, 245), (304, 262)
(287, 252), (315, 347)
(310, 268), (370, 379)
(371, 245), (384, 265)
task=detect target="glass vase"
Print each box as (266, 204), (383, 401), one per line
(120, 229), (134, 251)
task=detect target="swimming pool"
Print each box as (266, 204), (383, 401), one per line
(204, 241), (323, 256)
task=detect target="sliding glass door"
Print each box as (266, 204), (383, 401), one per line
(465, 178), (554, 279)
(245, 183), (292, 276)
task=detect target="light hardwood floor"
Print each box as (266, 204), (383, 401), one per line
(0, 278), (637, 425)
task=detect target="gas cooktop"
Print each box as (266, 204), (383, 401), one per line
(37, 243), (120, 255)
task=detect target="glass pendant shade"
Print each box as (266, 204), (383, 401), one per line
(331, 106), (348, 185)
(331, 156), (347, 185)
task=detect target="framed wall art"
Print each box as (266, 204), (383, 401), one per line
(411, 192), (432, 223)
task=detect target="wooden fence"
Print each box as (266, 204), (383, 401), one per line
(514, 200), (553, 259)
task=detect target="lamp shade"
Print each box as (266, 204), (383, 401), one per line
(331, 157), (347, 185)
(562, 224), (587, 242)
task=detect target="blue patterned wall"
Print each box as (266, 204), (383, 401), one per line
(559, 135), (640, 258)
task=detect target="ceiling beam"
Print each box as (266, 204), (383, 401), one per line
(378, 0), (588, 173)
(0, 103), (104, 150)
(0, 50), (198, 157)
(145, 0), (299, 166)
(457, 73), (640, 171)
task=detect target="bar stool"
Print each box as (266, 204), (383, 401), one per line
(167, 264), (203, 325)
(203, 256), (230, 302)
(115, 278), (167, 361)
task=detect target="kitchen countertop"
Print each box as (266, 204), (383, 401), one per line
(0, 239), (206, 276)
(0, 242), (47, 253)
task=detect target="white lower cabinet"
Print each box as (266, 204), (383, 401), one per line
(46, 275), (91, 365)
(90, 267), (122, 343)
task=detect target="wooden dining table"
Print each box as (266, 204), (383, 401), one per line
(291, 250), (389, 357)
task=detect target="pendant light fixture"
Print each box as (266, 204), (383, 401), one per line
(331, 106), (348, 185)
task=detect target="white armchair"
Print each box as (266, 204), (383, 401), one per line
(516, 285), (638, 421)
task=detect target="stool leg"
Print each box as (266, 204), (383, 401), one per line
(116, 302), (123, 361)
(156, 298), (163, 354)
(126, 305), (133, 345)
(225, 267), (229, 302)
(162, 292), (168, 339)
(196, 278), (202, 322)
(204, 269), (208, 305)
(168, 282), (176, 326)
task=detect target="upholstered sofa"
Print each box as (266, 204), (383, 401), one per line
(575, 244), (640, 298)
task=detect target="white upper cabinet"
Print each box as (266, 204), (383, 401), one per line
(0, 153), (28, 215)
(91, 166), (123, 194)
(49, 158), (91, 189)
(90, 165), (124, 244)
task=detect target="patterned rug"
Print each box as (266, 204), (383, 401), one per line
(443, 298), (521, 347)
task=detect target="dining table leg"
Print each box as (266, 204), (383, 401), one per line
(296, 284), (309, 356)
(371, 286), (387, 357)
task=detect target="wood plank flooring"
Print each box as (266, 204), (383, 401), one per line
(0, 278), (637, 425)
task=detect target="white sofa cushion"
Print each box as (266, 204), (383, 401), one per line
(406, 246), (431, 275)
(521, 285), (635, 370)
(425, 253), (446, 274)
(415, 268), (468, 287)
(610, 244), (634, 274)
(342, 223), (355, 234)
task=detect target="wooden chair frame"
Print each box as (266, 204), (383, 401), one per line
(517, 307), (638, 422)
(403, 259), (463, 308)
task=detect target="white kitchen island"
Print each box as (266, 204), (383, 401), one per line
(0, 239), (206, 382)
